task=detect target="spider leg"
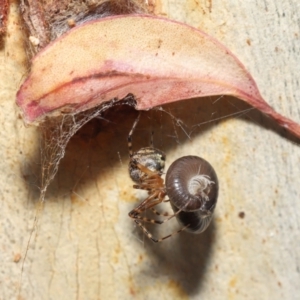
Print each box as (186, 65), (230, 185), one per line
(132, 212), (180, 225)
(128, 112), (141, 157)
(151, 207), (170, 217)
(133, 183), (163, 191)
(132, 163), (165, 192)
(134, 220), (190, 243)
(150, 130), (154, 148)
(150, 200), (173, 217)
(135, 163), (161, 177)
(132, 199), (190, 224)
(129, 192), (165, 218)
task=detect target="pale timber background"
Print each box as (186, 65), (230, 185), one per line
(0, 0), (299, 299)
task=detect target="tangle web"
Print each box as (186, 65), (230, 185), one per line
(19, 95), (137, 292)
(38, 98), (135, 203)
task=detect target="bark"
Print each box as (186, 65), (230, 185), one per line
(20, 0), (149, 54)
(0, 1), (299, 299)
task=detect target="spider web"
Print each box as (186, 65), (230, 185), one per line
(38, 97), (136, 202)
(19, 95), (137, 294)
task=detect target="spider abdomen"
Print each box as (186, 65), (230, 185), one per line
(166, 156), (219, 233)
(129, 147), (166, 183)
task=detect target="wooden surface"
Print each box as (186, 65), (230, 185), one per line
(0, 1), (299, 299)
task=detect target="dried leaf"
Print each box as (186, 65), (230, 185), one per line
(16, 15), (300, 137)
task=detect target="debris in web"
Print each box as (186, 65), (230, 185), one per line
(38, 94), (136, 202)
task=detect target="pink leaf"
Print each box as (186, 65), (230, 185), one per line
(16, 14), (300, 137)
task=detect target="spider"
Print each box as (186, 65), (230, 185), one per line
(127, 113), (219, 242)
